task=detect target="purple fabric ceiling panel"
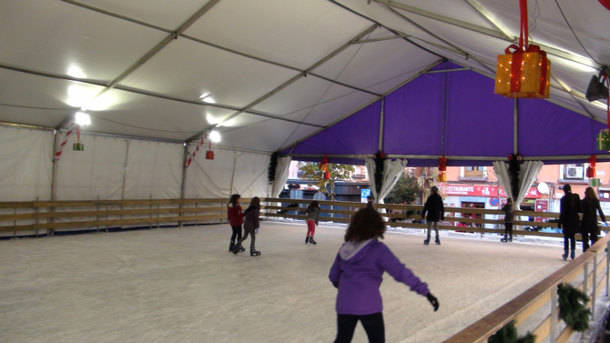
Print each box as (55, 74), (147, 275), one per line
(445, 71), (514, 157)
(383, 73), (444, 155)
(287, 101), (381, 155)
(518, 99), (605, 157)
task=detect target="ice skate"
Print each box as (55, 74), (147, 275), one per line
(305, 236), (309, 244)
(424, 239), (430, 245)
(309, 237), (317, 245)
(229, 242), (235, 252)
(435, 237), (440, 245)
(250, 250), (261, 256)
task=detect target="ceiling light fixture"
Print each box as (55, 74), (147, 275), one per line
(74, 111), (91, 126)
(209, 130), (221, 143)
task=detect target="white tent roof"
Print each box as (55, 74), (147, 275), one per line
(1, 0), (609, 152)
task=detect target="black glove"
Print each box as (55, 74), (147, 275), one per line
(426, 293), (439, 311)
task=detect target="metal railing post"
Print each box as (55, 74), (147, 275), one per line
(592, 255), (597, 320)
(607, 240), (610, 296)
(584, 262), (589, 301)
(551, 287), (558, 342)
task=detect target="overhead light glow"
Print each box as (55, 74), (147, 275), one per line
(67, 64), (86, 78)
(199, 91), (216, 104)
(74, 111), (91, 126)
(209, 130), (221, 143)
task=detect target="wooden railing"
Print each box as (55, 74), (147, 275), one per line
(263, 197), (566, 237)
(0, 199), (229, 236)
(2, 197), (598, 240)
(444, 234), (610, 342)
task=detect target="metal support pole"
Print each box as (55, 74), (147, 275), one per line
(607, 240), (610, 296)
(120, 139), (129, 230)
(550, 288), (558, 342)
(592, 256), (597, 320)
(378, 97), (385, 152)
(584, 262), (589, 296)
(179, 144), (188, 228)
(513, 98), (518, 155)
(34, 197), (39, 237)
(49, 130), (60, 237)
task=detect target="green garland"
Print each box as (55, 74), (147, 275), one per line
(374, 151), (385, 195)
(557, 283), (591, 331)
(268, 152), (279, 183)
(488, 321), (535, 343)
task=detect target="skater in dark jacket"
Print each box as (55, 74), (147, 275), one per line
(501, 198), (514, 242)
(329, 207), (439, 343)
(581, 187), (606, 251)
(227, 194), (245, 253)
(559, 184), (581, 260)
(234, 197), (261, 256)
(305, 201), (321, 245)
(421, 186), (444, 245)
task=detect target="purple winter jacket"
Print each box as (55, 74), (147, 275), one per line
(329, 239), (429, 315)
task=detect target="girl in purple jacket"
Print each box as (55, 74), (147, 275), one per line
(329, 207), (439, 343)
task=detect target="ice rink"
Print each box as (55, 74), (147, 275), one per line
(1, 221), (566, 342)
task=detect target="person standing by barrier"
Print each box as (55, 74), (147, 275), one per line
(560, 184), (581, 260)
(328, 207), (439, 343)
(227, 194), (245, 253)
(581, 187), (606, 251)
(421, 186), (444, 245)
(233, 197), (261, 256)
(305, 200), (320, 245)
(501, 198), (514, 242)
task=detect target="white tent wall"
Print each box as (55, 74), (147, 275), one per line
(0, 126), (52, 202)
(184, 148), (270, 199)
(231, 151), (270, 198)
(123, 140), (182, 199)
(183, 148), (236, 199)
(54, 134), (126, 201)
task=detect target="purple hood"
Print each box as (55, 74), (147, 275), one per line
(329, 239), (429, 315)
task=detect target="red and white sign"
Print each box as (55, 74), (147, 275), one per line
(442, 184), (541, 198)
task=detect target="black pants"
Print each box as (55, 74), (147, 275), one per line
(230, 225), (242, 244)
(334, 312), (384, 343)
(240, 228), (256, 252)
(563, 233), (575, 254)
(504, 223), (513, 239)
(582, 231), (599, 252)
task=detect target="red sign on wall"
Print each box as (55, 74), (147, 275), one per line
(443, 184), (541, 198)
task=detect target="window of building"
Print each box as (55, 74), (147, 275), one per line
(460, 166), (487, 180)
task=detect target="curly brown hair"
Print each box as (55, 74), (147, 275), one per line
(344, 207), (386, 242)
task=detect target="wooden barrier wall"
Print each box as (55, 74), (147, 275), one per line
(3, 196), (600, 238)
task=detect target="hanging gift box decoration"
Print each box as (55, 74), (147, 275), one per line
(319, 155), (330, 180)
(205, 141), (214, 160)
(586, 155), (596, 178)
(438, 156), (447, 182)
(72, 126), (84, 151)
(590, 178), (601, 187)
(495, 0), (551, 98)
(597, 129), (610, 151)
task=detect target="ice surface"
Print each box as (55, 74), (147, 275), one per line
(0, 221), (565, 342)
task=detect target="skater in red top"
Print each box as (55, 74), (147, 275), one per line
(227, 194), (245, 253)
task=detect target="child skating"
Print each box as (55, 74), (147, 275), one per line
(227, 194), (245, 252)
(329, 207), (439, 342)
(233, 197), (261, 256)
(305, 200), (320, 244)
